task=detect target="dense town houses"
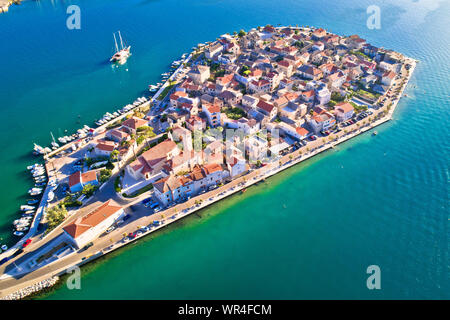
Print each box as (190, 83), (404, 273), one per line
(118, 25), (404, 208)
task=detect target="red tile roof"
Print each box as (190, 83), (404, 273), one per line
(96, 141), (117, 152)
(81, 171), (97, 183)
(122, 117), (148, 130)
(203, 163), (223, 175)
(205, 103), (221, 114)
(296, 127), (309, 136)
(63, 200), (122, 239)
(257, 100), (275, 113)
(277, 60), (290, 68)
(68, 171), (81, 188)
(335, 102), (354, 113)
(141, 140), (178, 167)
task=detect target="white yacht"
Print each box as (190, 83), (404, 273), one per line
(110, 31), (131, 65)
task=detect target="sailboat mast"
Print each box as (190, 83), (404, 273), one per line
(118, 31), (124, 50)
(113, 32), (119, 53)
(50, 132), (56, 143)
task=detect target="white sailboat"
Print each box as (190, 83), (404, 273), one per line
(50, 132), (59, 149)
(110, 31), (131, 65)
(33, 143), (45, 155)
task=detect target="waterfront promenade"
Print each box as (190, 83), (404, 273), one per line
(0, 55), (416, 298)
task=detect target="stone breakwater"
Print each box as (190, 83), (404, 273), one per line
(0, 276), (59, 300)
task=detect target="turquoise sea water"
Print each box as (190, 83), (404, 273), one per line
(0, 0), (448, 299)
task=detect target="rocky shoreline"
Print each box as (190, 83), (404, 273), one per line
(0, 276), (59, 300)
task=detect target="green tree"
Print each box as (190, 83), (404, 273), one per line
(110, 150), (119, 162)
(46, 204), (68, 231)
(99, 169), (112, 183)
(238, 29), (246, 37)
(82, 184), (98, 197)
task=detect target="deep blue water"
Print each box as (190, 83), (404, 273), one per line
(0, 0), (448, 299)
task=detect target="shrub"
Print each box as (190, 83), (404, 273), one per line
(106, 161), (115, 170)
(114, 176), (122, 193)
(99, 169), (112, 183)
(81, 184), (98, 197)
(46, 204), (68, 232)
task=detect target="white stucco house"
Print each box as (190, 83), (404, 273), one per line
(62, 200), (125, 249)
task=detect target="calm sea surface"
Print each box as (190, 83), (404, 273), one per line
(0, 0), (448, 299)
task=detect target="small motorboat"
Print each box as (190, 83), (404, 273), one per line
(27, 164), (43, 170)
(27, 199), (39, 205)
(1, 244), (7, 251)
(32, 172), (45, 178)
(21, 205), (35, 211)
(33, 167), (45, 173)
(13, 231), (24, 237)
(372, 131), (378, 136)
(29, 189), (43, 196)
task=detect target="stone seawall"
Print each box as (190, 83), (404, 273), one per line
(0, 276), (59, 300)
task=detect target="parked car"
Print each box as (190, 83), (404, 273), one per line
(83, 242), (93, 250)
(150, 202), (159, 209)
(141, 197), (153, 205)
(105, 226), (115, 234)
(22, 239), (32, 248)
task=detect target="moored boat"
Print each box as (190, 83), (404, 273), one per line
(27, 199), (39, 205)
(110, 31), (131, 65)
(21, 205), (35, 211)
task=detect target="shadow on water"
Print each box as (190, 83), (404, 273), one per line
(137, 0), (162, 7)
(14, 151), (37, 163)
(98, 59), (112, 68)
